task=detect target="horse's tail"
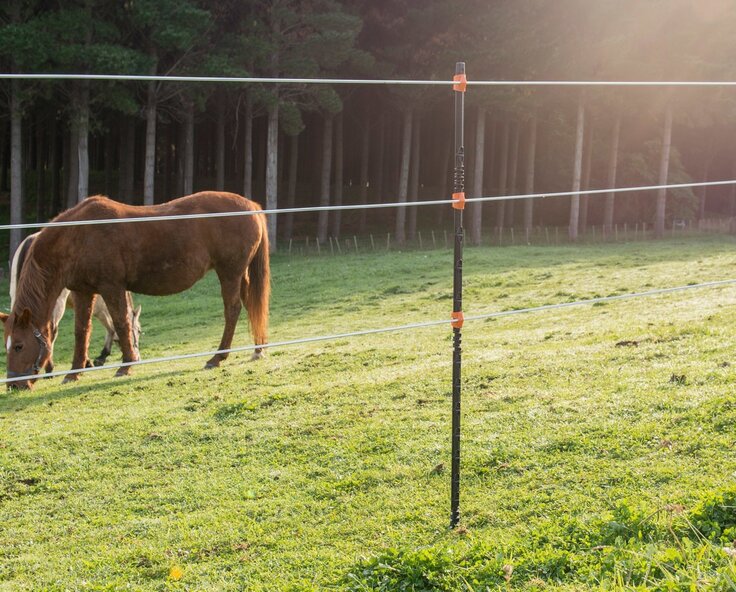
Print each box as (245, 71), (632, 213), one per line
(242, 213), (270, 347)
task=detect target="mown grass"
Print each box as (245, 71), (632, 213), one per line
(0, 236), (735, 591)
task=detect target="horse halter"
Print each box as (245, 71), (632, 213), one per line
(7, 325), (48, 379)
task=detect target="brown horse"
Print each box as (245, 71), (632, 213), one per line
(1, 191), (270, 390)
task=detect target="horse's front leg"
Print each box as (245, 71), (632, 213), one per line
(99, 289), (139, 377)
(205, 276), (242, 369)
(62, 292), (96, 384)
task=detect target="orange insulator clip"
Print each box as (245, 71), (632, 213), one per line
(452, 192), (465, 210)
(451, 311), (464, 329)
(453, 73), (467, 93)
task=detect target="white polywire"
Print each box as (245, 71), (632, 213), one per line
(4, 73), (736, 87)
(467, 179), (736, 205)
(0, 73), (452, 86)
(2, 278), (734, 386)
(0, 179), (734, 232)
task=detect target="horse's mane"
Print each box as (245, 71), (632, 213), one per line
(14, 245), (52, 319)
(9, 234), (33, 307)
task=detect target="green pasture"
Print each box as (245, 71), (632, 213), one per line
(1, 237), (735, 591)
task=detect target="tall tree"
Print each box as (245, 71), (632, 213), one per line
(654, 104), (673, 238)
(523, 113), (537, 237)
(127, 0), (211, 204)
(568, 94), (586, 241)
(0, 0), (50, 256)
(246, 0), (364, 252)
(469, 106), (487, 246)
(603, 110), (621, 235)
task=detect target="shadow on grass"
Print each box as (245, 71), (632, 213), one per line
(0, 364), (216, 413)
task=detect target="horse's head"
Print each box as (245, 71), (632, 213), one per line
(0, 309), (52, 390)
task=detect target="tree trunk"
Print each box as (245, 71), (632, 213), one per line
(317, 114), (333, 243)
(654, 104), (673, 238)
(103, 128), (113, 197)
(507, 122), (521, 227)
(523, 113), (538, 234)
(76, 79), (90, 203)
(375, 112), (386, 203)
(119, 118), (135, 203)
(183, 100), (194, 195)
(216, 96), (226, 190)
(497, 120), (510, 229)
(331, 111), (344, 239)
(579, 122), (594, 233)
(603, 111), (621, 234)
(407, 113), (421, 241)
(10, 79), (23, 260)
(265, 102), (279, 252)
(730, 159), (736, 219)
(470, 106), (486, 245)
(49, 115), (60, 215)
(358, 117), (370, 234)
(67, 85), (80, 209)
(568, 94), (585, 242)
(697, 151), (712, 221)
(162, 123), (174, 201)
(395, 108), (413, 245)
(0, 120), (6, 193)
(436, 139), (452, 227)
(35, 113), (45, 222)
(143, 80), (157, 205)
(485, 120), (497, 206)
(283, 133), (299, 239)
(243, 93), (254, 198)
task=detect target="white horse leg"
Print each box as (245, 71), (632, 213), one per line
(99, 289), (139, 377)
(92, 297), (116, 366)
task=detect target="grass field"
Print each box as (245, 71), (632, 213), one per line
(1, 236), (735, 591)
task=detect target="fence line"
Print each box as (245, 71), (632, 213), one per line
(2, 277), (733, 386)
(1, 179), (735, 232)
(4, 73), (736, 88)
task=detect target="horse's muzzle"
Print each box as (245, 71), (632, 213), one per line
(6, 379), (33, 391)
(6, 369), (38, 390)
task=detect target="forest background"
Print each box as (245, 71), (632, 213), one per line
(1, 0), (736, 256)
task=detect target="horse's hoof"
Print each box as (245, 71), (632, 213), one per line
(250, 350), (266, 361)
(93, 358), (106, 367)
(62, 374), (80, 384)
(114, 368), (131, 378)
(204, 362), (219, 370)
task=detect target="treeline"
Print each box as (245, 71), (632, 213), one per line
(2, 0), (736, 256)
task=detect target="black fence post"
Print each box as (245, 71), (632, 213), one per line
(450, 61), (466, 529)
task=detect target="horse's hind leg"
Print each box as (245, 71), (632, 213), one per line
(205, 275), (242, 369)
(63, 292), (96, 384)
(100, 289), (140, 377)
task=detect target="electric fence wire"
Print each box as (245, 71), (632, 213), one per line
(2, 277), (734, 385)
(0, 179), (734, 231)
(4, 73), (736, 87)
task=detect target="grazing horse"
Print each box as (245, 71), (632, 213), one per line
(1, 191), (270, 390)
(10, 231), (142, 370)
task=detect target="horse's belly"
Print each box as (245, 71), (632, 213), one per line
(129, 263), (208, 296)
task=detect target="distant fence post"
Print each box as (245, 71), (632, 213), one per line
(450, 61), (466, 529)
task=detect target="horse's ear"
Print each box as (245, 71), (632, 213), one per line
(0, 312), (8, 324)
(15, 308), (31, 327)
